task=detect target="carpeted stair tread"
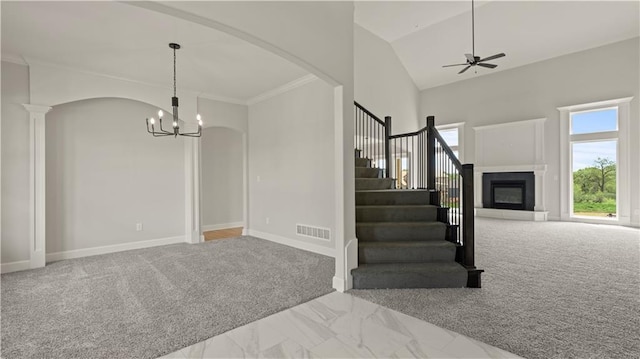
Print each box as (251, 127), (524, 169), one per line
(356, 221), (447, 242)
(356, 189), (436, 206)
(359, 241), (457, 264)
(355, 158), (371, 167)
(355, 167), (382, 178)
(355, 178), (395, 190)
(352, 262), (467, 289)
(356, 205), (438, 222)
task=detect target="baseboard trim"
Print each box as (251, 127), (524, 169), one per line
(333, 276), (346, 292)
(202, 222), (244, 232)
(1, 260), (31, 274)
(476, 208), (548, 221)
(46, 236), (186, 262)
(248, 229), (335, 258)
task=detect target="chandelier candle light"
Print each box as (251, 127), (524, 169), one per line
(146, 43), (202, 137)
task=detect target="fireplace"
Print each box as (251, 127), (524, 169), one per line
(491, 181), (525, 210)
(483, 172), (535, 211)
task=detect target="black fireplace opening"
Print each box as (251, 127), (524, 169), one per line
(483, 172), (535, 211)
(491, 181), (526, 210)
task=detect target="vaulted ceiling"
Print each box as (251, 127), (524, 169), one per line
(3, 1), (639, 98)
(355, 1), (640, 90)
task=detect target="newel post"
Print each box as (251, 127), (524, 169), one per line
(462, 163), (475, 269)
(384, 116), (392, 178)
(23, 104), (52, 269)
(426, 116), (436, 189)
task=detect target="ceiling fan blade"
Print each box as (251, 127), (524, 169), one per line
(465, 54), (475, 63)
(458, 66), (471, 74)
(477, 63), (497, 69)
(442, 63), (468, 67)
(479, 53), (505, 62)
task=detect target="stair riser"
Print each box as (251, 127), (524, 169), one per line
(355, 179), (394, 191)
(359, 246), (456, 264)
(356, 207), (437, 222)
(355, 167), (382, 178)
(355, 158), (371, 167)
(352, 271), (466, 289)
(356, 224), (446, 242)
(356, 191), (434, 206)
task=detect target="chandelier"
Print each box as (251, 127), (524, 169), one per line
(146, 43), (202, 137)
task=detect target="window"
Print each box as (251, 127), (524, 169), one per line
(559, 97), (632, 225)
(571, 108), (617, 134)
(436, 123), (464, 161)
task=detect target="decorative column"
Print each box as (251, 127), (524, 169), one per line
(184, 136), (201, 244)
(22, 104), (52, 269)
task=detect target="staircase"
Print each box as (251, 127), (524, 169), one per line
(352, 150), (469, 289)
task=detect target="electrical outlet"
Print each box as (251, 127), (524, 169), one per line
(265, 217), (270, 224)
(136, 222), (143, 231)
(257, 175), (261, 182)
(634, 209), (640, 216)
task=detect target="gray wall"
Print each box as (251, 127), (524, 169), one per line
(420, 38), (640, 222)
(355, 24), (419, 134)
(1, 61), (31, 263)
(248, 79), (335, 250)
(46, 98), (185, 253)
(201, 127), (243, 228)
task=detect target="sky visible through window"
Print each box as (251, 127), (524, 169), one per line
(438, 129), (458, 147)
(571, 109), (617, 170)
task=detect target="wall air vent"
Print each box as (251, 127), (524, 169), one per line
(296, 224), (331, 241)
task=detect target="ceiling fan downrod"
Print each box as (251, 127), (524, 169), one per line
(442, 0), (506, 74)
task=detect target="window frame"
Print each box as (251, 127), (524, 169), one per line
(558, 97), (632, 225)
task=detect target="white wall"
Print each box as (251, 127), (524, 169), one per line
(355, 24), (419, 134)
(198, 97), (248, 134)
(248, 79), (335, 255)
(1, 61), (31, 263)
(45, 98), (185, 254)
(420, 38), (640, 224)
(201, 127), (243, 229)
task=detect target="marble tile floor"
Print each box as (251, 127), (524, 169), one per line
(158, 291), (521, 359)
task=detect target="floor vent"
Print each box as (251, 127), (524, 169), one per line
(296, 224), (331, 241)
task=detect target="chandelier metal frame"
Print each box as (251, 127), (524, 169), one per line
(146, 43), (202, 137)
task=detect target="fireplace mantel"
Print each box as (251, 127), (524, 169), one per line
(473, 118), (548, 221)
(475, 164), (547, 173)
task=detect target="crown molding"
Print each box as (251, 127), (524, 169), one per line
(5, 54), (312, 107)
(17, 55), (247, 106)
(23, 56), (181, 91)
(197, 92), (246, 106)
(1, 53), (27, 66)
(246, 74), (318, 106)
(557, 97), (634, 112)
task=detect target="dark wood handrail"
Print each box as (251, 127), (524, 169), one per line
(354, 101), (385, 126)
(431, 127), (462, 173)
(388, 126), (427, 139)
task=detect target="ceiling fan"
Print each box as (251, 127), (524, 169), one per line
(443, 0), (505, 74)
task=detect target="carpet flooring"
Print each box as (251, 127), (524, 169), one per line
(351, 218), (640, 359)
(1, 236), (335, 359)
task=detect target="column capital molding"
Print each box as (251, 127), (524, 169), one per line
(22, 104), (52, 114)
